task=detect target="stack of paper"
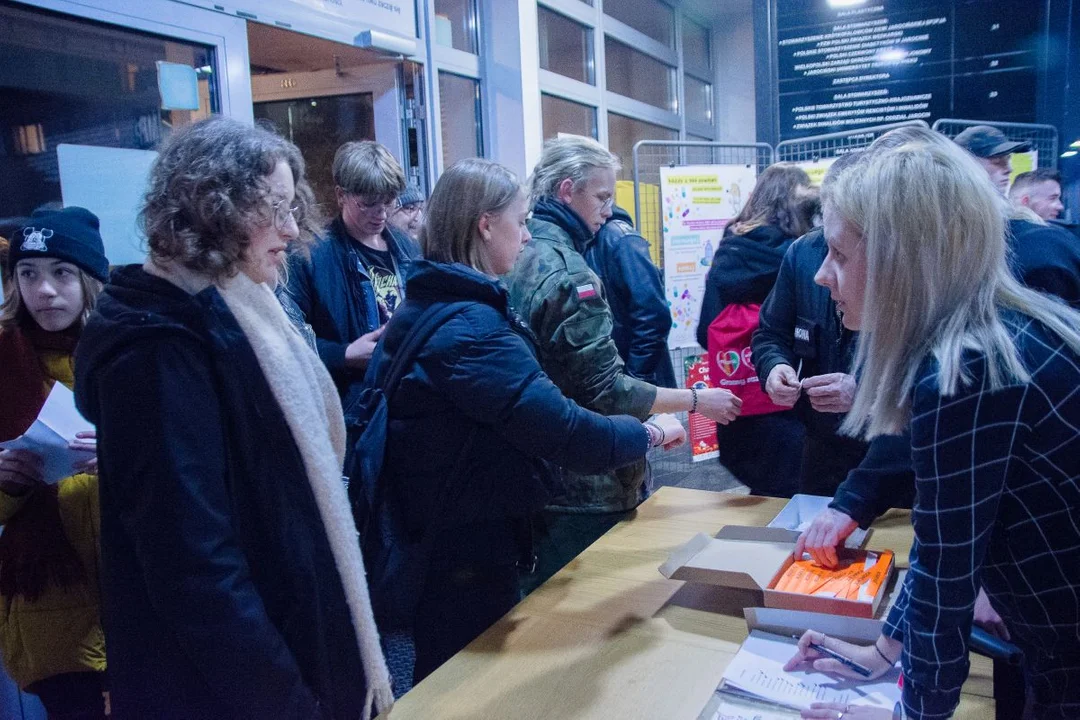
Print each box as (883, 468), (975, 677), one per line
(707, 630), (900, 716)
(0, 383), (94, 484)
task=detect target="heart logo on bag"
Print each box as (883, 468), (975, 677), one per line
(716, 350), (740, 377)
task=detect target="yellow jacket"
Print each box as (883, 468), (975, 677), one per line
(0, 352), (105, 689)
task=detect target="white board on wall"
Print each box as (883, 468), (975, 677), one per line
(58, 144), (157, 268)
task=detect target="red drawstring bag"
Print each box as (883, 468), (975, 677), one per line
(706, 303), (787, 417)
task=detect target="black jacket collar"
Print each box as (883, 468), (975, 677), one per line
(531, 197), (594, 254)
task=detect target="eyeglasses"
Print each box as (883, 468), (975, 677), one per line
(353, 196), (401, 216)
(599, 197), (615, 212)
(395, 203), (424, 217)
(271, 198), (301, 229)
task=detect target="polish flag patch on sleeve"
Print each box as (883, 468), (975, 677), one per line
(575, 283), (597, 300)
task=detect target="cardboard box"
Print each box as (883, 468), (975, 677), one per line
(658, 526), (894, 619)
(766, 494), (870, 550)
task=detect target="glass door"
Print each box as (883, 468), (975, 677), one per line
(254, 93), (376, 210)
(251, 62), (412, 214)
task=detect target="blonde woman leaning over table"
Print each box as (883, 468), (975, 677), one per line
(784, 127), (1080, 719)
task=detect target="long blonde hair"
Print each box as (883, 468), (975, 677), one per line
(833, 126), (1080, 437)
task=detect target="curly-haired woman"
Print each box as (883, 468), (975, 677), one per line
(73, 117), (393, 720)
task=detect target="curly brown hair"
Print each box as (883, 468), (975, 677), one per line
(140, 116), (322, 281)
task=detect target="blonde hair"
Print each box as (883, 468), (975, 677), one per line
(1008, 205), (1047, 226)
(529, 135), (620, 206)
(0, 262), (103, 331)
(420, 158), (523, 275)
(833, 126), (1080, 437)
(332, 141), (406, 199)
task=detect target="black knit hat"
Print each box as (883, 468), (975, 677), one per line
(10, 207), (109, 282)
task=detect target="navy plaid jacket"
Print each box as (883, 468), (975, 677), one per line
(883, 312), (1080, 719)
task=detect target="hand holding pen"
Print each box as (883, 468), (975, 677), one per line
(783, 630), (898, 682)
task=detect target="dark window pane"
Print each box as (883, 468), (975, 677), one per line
(0, 2), (217, 227)
(439, 72), (482, 167)
(433, 0), (479, 54)
(605, 36), (675, 111)
(607, 112), (677, 180)
(542, 94), (597, 139)
(538, 7), (593, 85)
(604, 0), (674, 47)
(682, 17), (711, 75)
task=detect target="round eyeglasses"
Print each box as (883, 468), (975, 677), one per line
(271, 198), (302, 229)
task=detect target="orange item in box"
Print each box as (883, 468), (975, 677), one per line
(771, 550), (894, 603)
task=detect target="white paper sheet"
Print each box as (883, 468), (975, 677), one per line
(718, 630), (900, 713)
(0, 383), (94, 484)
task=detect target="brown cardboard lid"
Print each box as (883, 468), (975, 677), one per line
(659, 530), (795, 591)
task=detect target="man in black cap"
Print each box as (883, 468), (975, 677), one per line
(953, 124), (1032, 195)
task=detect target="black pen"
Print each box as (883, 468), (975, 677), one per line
(794, 635), (874, 677)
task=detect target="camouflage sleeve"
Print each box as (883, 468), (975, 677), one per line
(530, 266), (657, 420)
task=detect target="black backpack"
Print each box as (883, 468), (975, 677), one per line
(343, 301), (470, 630)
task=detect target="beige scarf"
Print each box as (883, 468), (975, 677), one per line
(218, 271), (393, 720)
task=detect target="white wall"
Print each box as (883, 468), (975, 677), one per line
(712, 0), (756, 144)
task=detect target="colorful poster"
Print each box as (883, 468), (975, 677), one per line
(685, 356), (719, 463)
(660, 165), (756, 349)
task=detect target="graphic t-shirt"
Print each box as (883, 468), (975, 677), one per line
(354, 241), (401, 324)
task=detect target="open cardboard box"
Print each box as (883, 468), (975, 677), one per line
(766, 494), (870, 550)
(658, 525), (895, 619)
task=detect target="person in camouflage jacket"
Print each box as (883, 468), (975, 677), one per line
(504, 135), (743, 592)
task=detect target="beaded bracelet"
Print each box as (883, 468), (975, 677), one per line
(690, 387), (699, 414)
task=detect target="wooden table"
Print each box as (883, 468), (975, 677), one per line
(384, 487), (995, 719)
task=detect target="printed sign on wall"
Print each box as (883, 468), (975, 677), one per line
(685, 356), (718, 463)
(660, 165), (757, 349)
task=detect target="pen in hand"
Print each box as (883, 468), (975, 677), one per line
(794, 635), (875, 677)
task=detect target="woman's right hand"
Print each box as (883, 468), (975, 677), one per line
(0, 449), (45, 496)
(694, 388), (743, 425)
(795, 508), (859, 569)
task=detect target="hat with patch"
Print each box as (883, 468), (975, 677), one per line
(953, 125), (1032, 158)
(10, 206), (109, 282)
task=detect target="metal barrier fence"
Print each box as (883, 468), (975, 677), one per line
(632, 141), (773, 487)
(631, 140), (775, 386)
(931, 118), (1059, 168)
(775, 120), (930, 163)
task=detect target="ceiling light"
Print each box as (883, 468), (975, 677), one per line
(827, 0), (868, 7)
(1062, 150), (1078, 158)
(1070, 140), (1080, 149)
